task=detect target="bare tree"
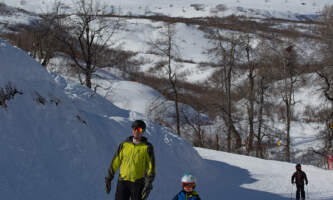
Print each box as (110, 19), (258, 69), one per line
(317, 67), (333, 152)
(280, 44), (298, 162)
(316, 3), (333, 106)
(317, 4), (333, 116)
(255, 73), (269, 158)
(181, 106), (208, 147)
(307, 4), (333, 165)
(58, 0), (121, 88)
(205, 29), (242, 152)
(3, 1), (63, 67)
(32, 1), (63, 66)
(239, 34), (257, 154)
(263, 38), (299, 161)
(255, 33), (302, 161)
(148, 23), (183, 136)
(255, 42), (274, 158)
(318, 4), (333, 66)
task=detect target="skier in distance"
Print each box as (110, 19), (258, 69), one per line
(291, 163), (308, 200)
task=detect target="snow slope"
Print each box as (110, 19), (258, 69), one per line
(2, 0), (333, 20)
(196, 147), (333, 200)
(47, 56), (211, 128)
(0, 38), (204, 200)
(0, 3), (37, 28)
(2, 37), (333, 200)
(47, 52), (329, 158)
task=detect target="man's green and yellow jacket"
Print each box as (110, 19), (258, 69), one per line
(106, 136), (155, 183)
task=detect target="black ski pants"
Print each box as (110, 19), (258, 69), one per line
(115, 179), (144, 200)
(296, 184), (305, 200)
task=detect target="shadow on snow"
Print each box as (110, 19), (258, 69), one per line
(199, 159), (290, 200)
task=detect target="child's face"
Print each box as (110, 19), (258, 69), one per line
(182, 183), (195, 192)
(183, 186), (193, 192)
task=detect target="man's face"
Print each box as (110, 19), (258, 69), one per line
(132, 127), (144, 139)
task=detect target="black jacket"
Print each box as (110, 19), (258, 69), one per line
(291, 170), (308, 186)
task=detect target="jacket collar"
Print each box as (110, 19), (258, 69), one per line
(126, 136), (148, 144)
(182, 190), (198, 196)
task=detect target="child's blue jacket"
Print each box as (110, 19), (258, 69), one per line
(172, 190), (201, 200)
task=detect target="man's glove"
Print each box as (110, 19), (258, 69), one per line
(141, 181), (153, 200)
(105, 177), (112, 194)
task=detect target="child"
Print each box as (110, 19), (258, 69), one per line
(291, 163), (308, 200)
(172, 173), (201, 200)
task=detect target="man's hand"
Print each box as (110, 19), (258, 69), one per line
(141, 181), (153, 200)
(105, 177), (112, 194)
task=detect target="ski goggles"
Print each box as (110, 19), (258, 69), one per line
(182, 183), (195, 188)
(133, 127), (144, 133)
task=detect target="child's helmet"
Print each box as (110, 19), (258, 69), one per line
(296, 163), (301, 170)
(181, 173), (196, 188)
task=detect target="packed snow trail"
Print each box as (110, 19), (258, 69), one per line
(196, 147), (333, 200)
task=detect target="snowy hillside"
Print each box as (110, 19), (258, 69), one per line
(0, 3), (36, 26)
(1, 0), (333, 20)
(0, 0), (326, 164)
(2, 36), (333, 200)
(47, 53), (328, 159)
(1, 38), (333, 200)
(196, 147), (333, 200)
(47, 56), (210, 127)
(0, 38), (205, 199)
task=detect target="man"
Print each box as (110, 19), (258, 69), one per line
(105, 120), (156, 200)
(291, 163), (308, 200)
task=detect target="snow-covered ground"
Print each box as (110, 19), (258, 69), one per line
(2, 0), (320, 162)
(196, 147), (333, 200)
(1, 0), (333, 20)
(1, 29), (333, 200)
(47, 55), (211, 128)
(1, 0), (333, 199)
(47, 51), (329, 157)
(0, 38), (206, 200)
(0, 0), (329, 84)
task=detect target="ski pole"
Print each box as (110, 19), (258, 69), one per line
(306, 185), (309, 200)
(291, 184), (293, 200)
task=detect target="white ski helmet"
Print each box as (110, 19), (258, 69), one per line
(181, 173), (196, 184)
